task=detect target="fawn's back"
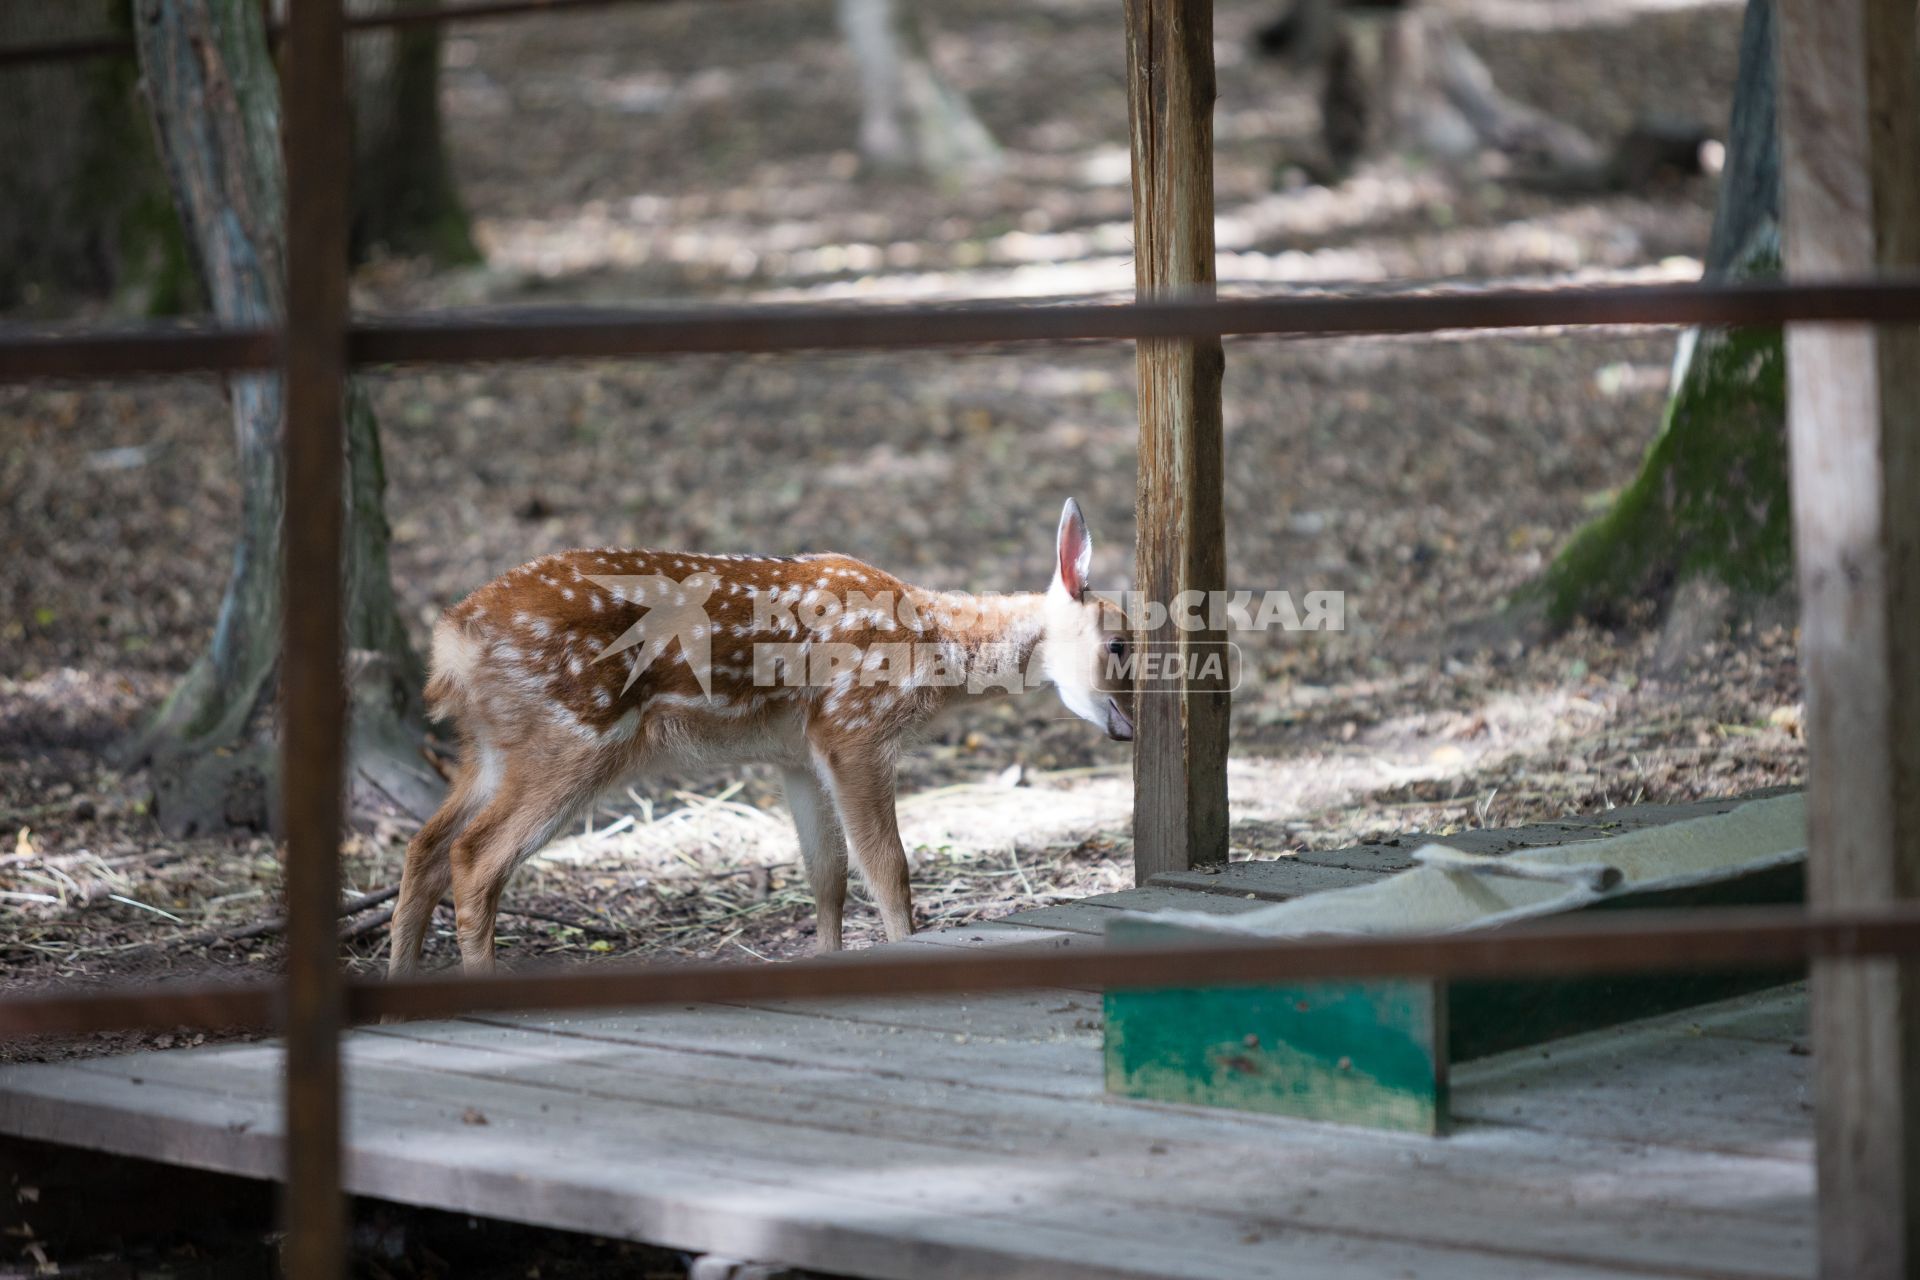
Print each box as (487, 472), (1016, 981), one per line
(428, 547), (929, 768)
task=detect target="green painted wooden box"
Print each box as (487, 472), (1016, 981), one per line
(1103, 862), (1804, 1134)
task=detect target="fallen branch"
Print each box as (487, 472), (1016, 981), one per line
(121, 885), (401, 955)
(341, 905), (397, 942)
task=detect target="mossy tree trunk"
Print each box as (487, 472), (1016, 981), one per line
(1531, 0), (1787, 628)
(349, 0), (480, 265)
(130, 0), (438, 835)
(0, 2), (193, 312)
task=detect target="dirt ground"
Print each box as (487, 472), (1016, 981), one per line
(0, 0), (1802, 1063)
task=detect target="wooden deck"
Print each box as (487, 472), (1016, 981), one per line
(0, 797), (1813, 1279)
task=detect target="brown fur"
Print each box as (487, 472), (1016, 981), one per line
(389, 503), (1130, 976)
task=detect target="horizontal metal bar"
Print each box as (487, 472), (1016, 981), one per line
(5, 278), (1920, 383)
(0, 326), (277, 381)
(0, 983), (277, 1036)
(349, 278), (1920, 364)
(0, 0), (681, 70)
(3, 903), (1917, 1039)
(348, 0), (685, 35)
(0, 32), (133, 68)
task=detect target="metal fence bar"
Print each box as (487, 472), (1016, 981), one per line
(0, 0), (700, 69)
(336, 277), (1920, 356)
(0, 32), (136, 69)
(0, 326), (277, 381)
(8, 278), (1920, 384)
(4, 902), (1917, 1039)
(280, 0), (353, 1274)
(347, 0), (693, 33)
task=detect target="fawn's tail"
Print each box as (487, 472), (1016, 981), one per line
(424, 615), (482, 722)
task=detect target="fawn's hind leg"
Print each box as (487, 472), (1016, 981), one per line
(782, 765), (849, 953)
(388, 755), (490, 978)
(447, 760), (600, 975)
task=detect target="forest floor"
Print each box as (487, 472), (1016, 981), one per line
(0, 0), (1803, 1074)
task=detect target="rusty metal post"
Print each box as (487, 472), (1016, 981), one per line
(1124, 0), (1229, 882)
(280, 0), (352, 1275)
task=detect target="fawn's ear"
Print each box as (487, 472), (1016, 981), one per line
(1054, 498), (1093, 602)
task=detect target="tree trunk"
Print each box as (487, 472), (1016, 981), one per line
(1530, 0), (1786, 629)
(1295, 1), (1603, 180)
(349, 0), (480, 265)
(130, 0), (438, 835)
(837, 0), (1001, 183)
(0, 2), (193, 312)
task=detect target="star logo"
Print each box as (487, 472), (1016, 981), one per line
(586, 572), (720, 697)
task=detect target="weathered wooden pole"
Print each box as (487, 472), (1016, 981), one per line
(1124, 0), (1229, 881)
(1776, 0), (1920, 1274)
(281, 0), (352, 1273)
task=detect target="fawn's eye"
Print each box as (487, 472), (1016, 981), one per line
(1105, 635), (1126, 658)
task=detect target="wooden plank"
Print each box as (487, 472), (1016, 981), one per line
(466, 985), (1814, 1216)
(1453, 990), (1815, 1161)
(1075, 885), (1278, 915)
(1300, 795), (1801, 871)
(996, 902), (1140, 935)
(896, 922), (1098, 951)
(718, 988), (1104, 1041)
(1694, 982), (1811, 1046)
(313, 1039), (1812, 1270)
(475, 1003), (1107, 1102)
(865, 923), (1104, 989)
(1001, 887), (1273, 933)
(0, 1066), (1188, 1280)
(8, 1031), (1815, 1279)
(1775, 1), (1920, 1275)
(5, 1004), (1809, 1208)
(0, 990), (1812, 1251)
(1291, 842), (1421, 874)
(0, 1054), (1695, 1280)
(1175, 793), (1805, 888)
(1126, 0), (1229, 882)
(353, 1015), (1812, 1238)
(1149, 858), (1385, 899)
(278, 0), (353, 1275)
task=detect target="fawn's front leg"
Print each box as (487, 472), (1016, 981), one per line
(782, 766), (850, 953)
(813, 743), (914, 942)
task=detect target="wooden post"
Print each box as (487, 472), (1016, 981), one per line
(1125, 0), (1229, 883)
(280, 0), (351, 1275)
(1776, 1), (1920, 1274)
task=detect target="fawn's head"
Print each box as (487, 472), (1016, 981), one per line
(1041, 498), (1135, 742)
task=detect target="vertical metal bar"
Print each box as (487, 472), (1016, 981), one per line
(279, 0), (351, 1275)
(1776, 0), (1920, 1274)
(1124, 0), (1229, 882)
